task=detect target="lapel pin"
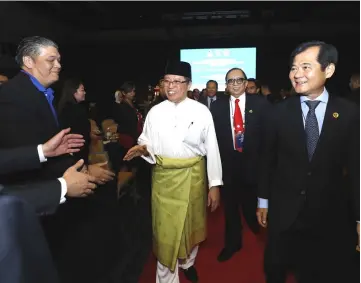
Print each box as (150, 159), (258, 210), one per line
(249, 109), (253, 113)
(333, 112), (339, 119)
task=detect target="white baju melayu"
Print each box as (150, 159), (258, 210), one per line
(138, 97), (223, 283)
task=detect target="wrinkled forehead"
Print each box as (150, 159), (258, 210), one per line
(292, 46), (320, 65)
(227, 69), (245, 80)
(37, 46), (61, 59)
(207, 82), (217, 88)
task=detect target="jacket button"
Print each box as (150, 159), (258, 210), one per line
(300, 190), (306, 195)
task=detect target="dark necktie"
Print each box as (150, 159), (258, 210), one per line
(210, 97), (215, 108)
(305, 100), (321, 161)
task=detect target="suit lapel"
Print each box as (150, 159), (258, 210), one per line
(288, 96), (309, 164)
(19, 73), (58, 131)
(220, 97), (233, 149)
(311, 94), (338, 164)
(244, 94), (255, 132)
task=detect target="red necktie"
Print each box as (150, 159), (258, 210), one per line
(234, 98), (244, 152)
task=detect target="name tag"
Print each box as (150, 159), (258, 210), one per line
(235, 131), (245, 149)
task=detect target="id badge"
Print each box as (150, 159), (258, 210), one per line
(235, 131), (245, 149)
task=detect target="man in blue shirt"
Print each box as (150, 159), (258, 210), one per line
(0, 36), (116, 283)
(257, 41), (359, 283)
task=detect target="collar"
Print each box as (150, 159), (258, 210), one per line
(300, 88), (329, 104)
(230, 92), (246, 103)
(166, 96), (189, 107)
(21, 70), (54, 95)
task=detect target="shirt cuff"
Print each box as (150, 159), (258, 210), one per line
(140, 144), (156, 164)
(57, 178), (68, 204)
(258, 198), (269, 208)
(37, 144), (47, 163)
(208, 180), (223, 189)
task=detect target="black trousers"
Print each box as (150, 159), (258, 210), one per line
(265, 221), (359, 283)
(222, 152), (259, 250)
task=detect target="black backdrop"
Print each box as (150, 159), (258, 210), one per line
(57, 35), (359, 104)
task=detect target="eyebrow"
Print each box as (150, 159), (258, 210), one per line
(47, 55), (61, 60)
(228, 77), (245, 80)
(292, 63), (312, 67)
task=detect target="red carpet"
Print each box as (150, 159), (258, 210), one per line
(139, 205), (296, 283)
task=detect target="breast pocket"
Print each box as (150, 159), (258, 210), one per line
(183, 122), (203, 147)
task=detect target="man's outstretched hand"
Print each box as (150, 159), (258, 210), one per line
(123, 145), (148, 161)
(43, 128), (85, 158)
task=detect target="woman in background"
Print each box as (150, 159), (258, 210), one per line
(58, 78), (90, 163)
(112, 81), (143, 151)
(57, 78), (118, 283)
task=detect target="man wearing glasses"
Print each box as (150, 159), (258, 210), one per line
(211, 68), (270, 262)
(124, 61), (222, 283)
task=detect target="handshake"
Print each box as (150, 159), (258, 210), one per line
(43, 128), (115, 198)
(62, 159), (115, 198)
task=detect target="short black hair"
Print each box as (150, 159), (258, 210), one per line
(206, 80), (218, 89)
(225, 68), (248, 81)
(247, 78), (261, 89)
(289, 41), (338, 71)
(120, 81), (135, 94)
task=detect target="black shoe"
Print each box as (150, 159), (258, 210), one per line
(217, 246), (242, 262)
(183, 266), (199, 283)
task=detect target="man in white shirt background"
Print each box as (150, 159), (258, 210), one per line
(124, 61), (222, 283)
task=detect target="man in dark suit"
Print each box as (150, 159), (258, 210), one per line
(211, 68), (269, 262)
(0, 36), (116, 282)
(0, 128), (97, 213)
(0, 129), (97, 283)
(257, 41), (359, 283)
(0, 36), (72, 185)
(199, 80), (220, 109)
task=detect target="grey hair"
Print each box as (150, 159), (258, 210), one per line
(15, 36), (58, 67)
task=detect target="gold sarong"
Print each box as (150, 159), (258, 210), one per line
(152, 155), (207, 272)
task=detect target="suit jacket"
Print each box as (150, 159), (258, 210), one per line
(258, 95), (360, 234)
(0, 195), (59, 283)
(211, 94), (269, 186)
(0, 146), (61, 214)
(0, 72), (74, 185)
(199, 93), (224, 109)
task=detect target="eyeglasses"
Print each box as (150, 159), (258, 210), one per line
(163, 79), (188, 86)
(226, 78), (247, 85)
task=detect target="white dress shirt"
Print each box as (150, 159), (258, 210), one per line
(207, 96), (217, 109)
(37, 145), (67, 203)
(138, 97), (223, 188)
(229, 93), (246, 150)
